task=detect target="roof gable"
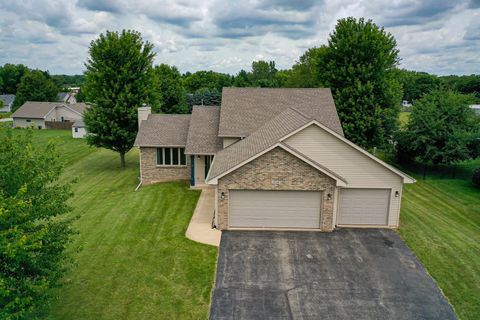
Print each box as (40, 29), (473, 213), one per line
(207, 116), (415, 184)
(281, 121), (416, 184)
(207, 107), (312, 181)
(218, 88), (344, 138)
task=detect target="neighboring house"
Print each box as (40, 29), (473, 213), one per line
(12, 101), (88, 129)
(72, 120), (87, 138)
(57, 92), (77, 104)
(134, 88), (415, 231)
(0, 94), (15, 112)
(470, 104), (480, 116)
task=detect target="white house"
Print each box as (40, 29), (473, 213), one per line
(0, 94), (15, 112)
(11, 101), (88, 129)
(72, 121), (87, 138)
(470, 105), (480, 116)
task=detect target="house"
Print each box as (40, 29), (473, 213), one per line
(134, 88), (415, 231)
(72, 120), (87, 138)
(12, 101), (88, 129)
(0, 94), (15, 112)
(470, 105), (480, 116)
(57, 92), (77, 104)
(401, 100), (412, 109)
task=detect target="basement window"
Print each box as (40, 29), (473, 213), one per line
(156, 147), (186, 166)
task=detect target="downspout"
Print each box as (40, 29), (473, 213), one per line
(135, 147), (143, 191)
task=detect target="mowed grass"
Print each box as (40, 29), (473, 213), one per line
(399, 168), (480, 319)
(399, 111), (410, 128)
(10, 130), (218, 319)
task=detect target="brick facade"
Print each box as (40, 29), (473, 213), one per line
(140, 147), (190, 185)
(216, 147), (336, 231)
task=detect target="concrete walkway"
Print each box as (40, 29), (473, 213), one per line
(186, 187), (221, 246)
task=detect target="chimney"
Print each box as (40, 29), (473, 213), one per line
(137, 104), (151, 129)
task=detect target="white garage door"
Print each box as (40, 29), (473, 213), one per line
(338, 189), (390, 225)
(229, 190), (322, 228)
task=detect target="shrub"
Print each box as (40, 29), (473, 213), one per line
(473, 168), (480, 188)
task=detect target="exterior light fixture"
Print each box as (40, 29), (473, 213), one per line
(395, 191), (400, 197)
(220, 192), (225, 200)
(327, 193), (332, 200)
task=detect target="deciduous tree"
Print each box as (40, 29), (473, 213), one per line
(0, 128), (74, 319)
(155, 64), (188, 113)
(396, 91), (480, 170)
(12, 70), (59, 111)
(318, 17), (402, 148)
(83, 30), (159, 167)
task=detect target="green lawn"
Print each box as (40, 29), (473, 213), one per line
(17, 130), (218, 319)
(6, 129), (479, 319)
(399, 111), (410, 128)
(399, 164), (480, 320)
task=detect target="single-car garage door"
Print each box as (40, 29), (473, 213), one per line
(229, 190), (322, 228)
(338, 189), (390, 225)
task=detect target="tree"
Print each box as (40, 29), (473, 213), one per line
(250, 60), (278, 87)
(0, 63), (29, 94)
(396, 91), (480, 171)
(155, 64), (188, 114)
(83, 30), (159, 167)
(395, 69), (441, 102)
(318, 17), (402, 148)
(441, 74), (480, 101)
(0, 128), (74, 319)
(75, 88), (86, 102)
(12, 70), (59, 111)
(186, 88), (221, 109)
(233, 70), (250, 87)
(182, 71), (232, 92)
(284, 47), (327, 88)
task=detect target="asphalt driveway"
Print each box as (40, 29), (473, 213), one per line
(210, 229), (456, 320)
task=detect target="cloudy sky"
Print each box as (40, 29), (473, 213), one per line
(0, 0), (479, 76)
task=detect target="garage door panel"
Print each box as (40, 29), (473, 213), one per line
(229, 190), (321, 229)
(338, 189), (390, 225)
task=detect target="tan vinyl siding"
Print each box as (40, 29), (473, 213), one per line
(285, 125), (403, 227)
(223, 137), (240, 148)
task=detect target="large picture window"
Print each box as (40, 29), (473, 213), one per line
(156, 148), (186, 166)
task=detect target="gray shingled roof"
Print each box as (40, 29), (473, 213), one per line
(218, 88), (344, 138)
(68, 103), (89, 115)
(207, 107), (312, 180)
(12, 102), (62, 118)
(0, 94), (15, 106)
(134, 114), (191, 147)
(72, 120), (85, 127)
(57, 92), (69, 102)
(11, 101), (88, 119)
(185, 106), (223, 155)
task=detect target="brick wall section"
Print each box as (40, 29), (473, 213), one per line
(217, 147), (336, 231)
(140, 147), (190, 185)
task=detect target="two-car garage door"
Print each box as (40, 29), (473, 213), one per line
(229, 190), (322, 229)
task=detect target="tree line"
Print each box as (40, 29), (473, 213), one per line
(1, 17), (479, 319)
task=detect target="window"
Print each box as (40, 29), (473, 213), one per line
(74, 128), (78, 132)
(26, 119), (31, 122)
(156, 148), (186, 166)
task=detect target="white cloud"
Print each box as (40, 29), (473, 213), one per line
(0, 0), (478, 75)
